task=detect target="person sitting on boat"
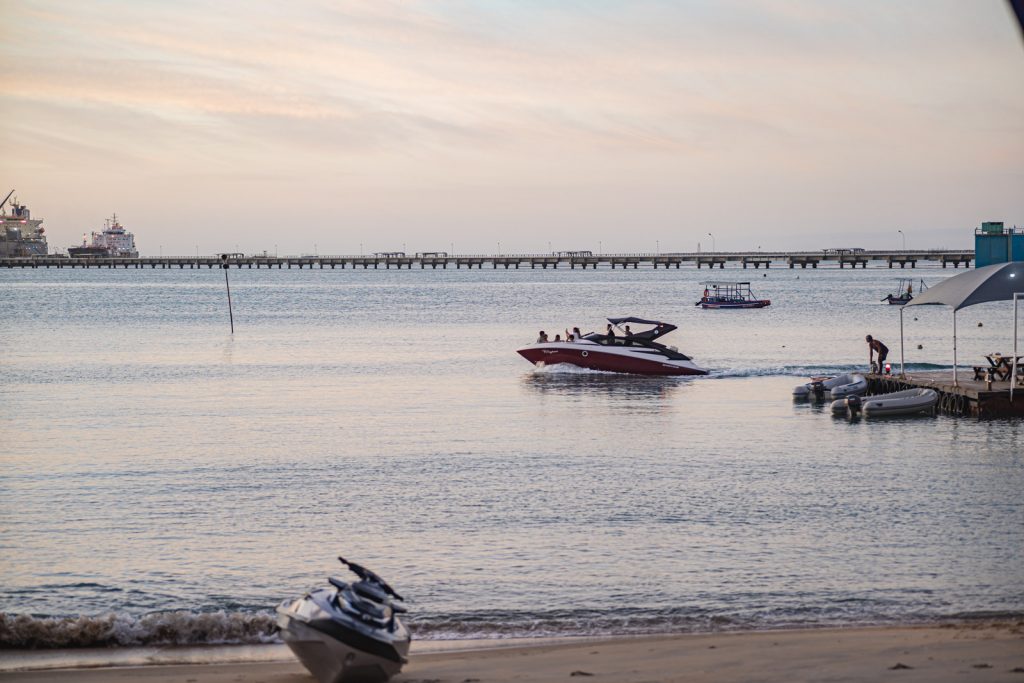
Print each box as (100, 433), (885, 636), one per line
(553, 334), (562, 342)
(606, 323), (616, 338)
(624, 325), (633, 337)
(866, 335), (889, 372)
(536, 331), (548, 343)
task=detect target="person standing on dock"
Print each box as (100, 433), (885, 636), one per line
(866, 335), (889, 373)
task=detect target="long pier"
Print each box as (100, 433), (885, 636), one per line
(0, 249), (974, 270)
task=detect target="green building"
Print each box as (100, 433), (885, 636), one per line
(975, 222), (1023, 267)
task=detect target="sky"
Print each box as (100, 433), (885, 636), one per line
(1, 0), (1022, 256)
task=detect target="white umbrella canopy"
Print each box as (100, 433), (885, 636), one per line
(905, 262), (1024, 310)
(900, 262), (1024, 393)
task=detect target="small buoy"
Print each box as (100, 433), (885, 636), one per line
(781, 345), (786, 348)
(913, 317), (918, 321)
(917, 344), (923, 350)
(978, 322), (983, 327)
(763, 273), (767, 277)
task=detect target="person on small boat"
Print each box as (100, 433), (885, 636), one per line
(606, 323), (616, 338)
(536, 331), (548, 343)
(624, 325), (633, 337)
(866, 335), (889, 372)
(553, 334), (562, 342)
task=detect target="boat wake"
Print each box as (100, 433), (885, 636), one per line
(530, 363), (618, 375)
(532, 362), (953, 379)
(709, 362), (952, 379)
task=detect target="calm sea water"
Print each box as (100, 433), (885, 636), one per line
(1, 266), (1021, 649)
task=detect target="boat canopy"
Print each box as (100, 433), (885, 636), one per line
(607, 316), (666, 326)
(606, 317), (676, 341)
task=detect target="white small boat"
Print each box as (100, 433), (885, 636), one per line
(793, 373), (867, 400)
(831, 388), (938, 417)
(828, 374), (867, 399)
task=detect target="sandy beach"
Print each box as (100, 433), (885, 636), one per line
(3, 624), (1022, 683)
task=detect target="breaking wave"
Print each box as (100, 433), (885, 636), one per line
(4, 607), (1021, 649)
(0, 611), (278, 649)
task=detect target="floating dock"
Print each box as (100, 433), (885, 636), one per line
(867, 372), (1024, 418)
(0, 249), (974, 270)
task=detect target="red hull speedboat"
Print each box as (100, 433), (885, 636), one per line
(516, 317), (708, 376)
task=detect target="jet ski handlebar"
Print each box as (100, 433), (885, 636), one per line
(338, 556), (404, 602)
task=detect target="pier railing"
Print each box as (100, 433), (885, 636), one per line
(1, 249), (974, 270)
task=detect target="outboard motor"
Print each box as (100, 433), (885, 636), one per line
(810, 379), (826, 399)
(845, 394), (863, 416)
(831, 394), (863, 417)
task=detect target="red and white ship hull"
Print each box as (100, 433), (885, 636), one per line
(517, 342), (708, 376)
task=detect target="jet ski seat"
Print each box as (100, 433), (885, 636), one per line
(352, 581), (388, 603)
(340, 587), (387, 620)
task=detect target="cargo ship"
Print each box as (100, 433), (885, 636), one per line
(0, 190), (48, 257)
(69, 214), (138, 257)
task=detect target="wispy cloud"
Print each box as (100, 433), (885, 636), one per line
(1, 0), (1022, 251)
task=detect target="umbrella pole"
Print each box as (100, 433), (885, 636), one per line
(1014, 293), (1020, 403)
(953, 310), (958, 387)
(900, 306), (905, 377)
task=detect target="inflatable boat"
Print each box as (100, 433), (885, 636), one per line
(793, 373), (867, 400)
(831, 388), (938, 417)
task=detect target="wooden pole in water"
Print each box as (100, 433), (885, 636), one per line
(221, 253), (234, 334)
(899, 307), (905, 378)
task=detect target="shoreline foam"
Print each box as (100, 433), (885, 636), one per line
(1, 624), (1022, 682)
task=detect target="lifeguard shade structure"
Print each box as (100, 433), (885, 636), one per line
(900, 262), (1024, 397)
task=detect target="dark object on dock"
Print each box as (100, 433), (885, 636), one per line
(867, 372), (1024, 418)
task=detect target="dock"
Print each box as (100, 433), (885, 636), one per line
(867, 372), (1024, 418)
(0, 249), (974, 270)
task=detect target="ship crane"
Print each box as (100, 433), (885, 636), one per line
(0, 189), (14, 214)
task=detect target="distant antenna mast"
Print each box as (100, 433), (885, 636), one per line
(0, 189), (14, 214)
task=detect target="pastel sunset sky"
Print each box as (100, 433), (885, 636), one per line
(2, 0), (1022, 255)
